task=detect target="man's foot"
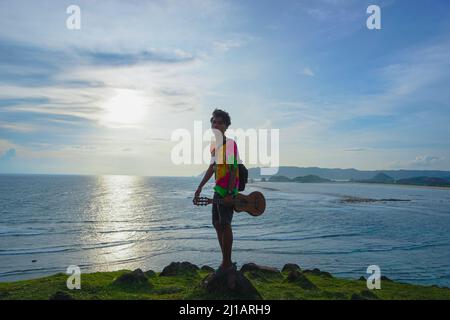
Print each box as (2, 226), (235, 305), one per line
(215, 262), (237, 276)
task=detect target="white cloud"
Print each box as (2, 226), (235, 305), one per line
(0, 122), (37, 132)
(411, 155), (445, 167)
(389, 155), (446, 169)
(0, 0), (237, 52)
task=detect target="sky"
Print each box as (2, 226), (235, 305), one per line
(0, 0), (450, 176)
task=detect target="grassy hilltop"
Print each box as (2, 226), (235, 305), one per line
(1, 262), (449, 300)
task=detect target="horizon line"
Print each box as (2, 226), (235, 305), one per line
(2, 165), (450, 177)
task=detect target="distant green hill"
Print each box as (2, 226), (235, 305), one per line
(268, 175), (291, 182)
(357, 172), (395, 184)
(263, 172), (450, 188)
(396, 176), (450, 187)
(200, 167), (450, 184)
(268, 175), (331, 183)
(242, 166), (450, 181)
(292, 175), (331, 183)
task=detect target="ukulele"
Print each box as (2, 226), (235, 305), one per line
(193, 191), (266, 216)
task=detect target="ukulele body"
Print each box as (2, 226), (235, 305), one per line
(233, 192), (266, 216)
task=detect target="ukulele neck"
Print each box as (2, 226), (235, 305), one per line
(213, 198), (228, 205)
(212, 196), (237, 205)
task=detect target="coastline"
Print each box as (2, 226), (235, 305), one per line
(258, 181), (450, 191)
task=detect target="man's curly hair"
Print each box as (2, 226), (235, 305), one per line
(210, 108), (231, 128)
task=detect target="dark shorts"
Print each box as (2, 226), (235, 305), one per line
(212, 192), (234, 226)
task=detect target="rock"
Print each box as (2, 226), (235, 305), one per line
(240, 263), (280, 274)
(282, 263), (301, 273)
(49, 291), (75, 300)
(303, 268), (333, 278)
(351, 290), (380, 300)
(160, 261), (199, 276)
(359, 276), (366, 281)
(32, 260), (37, 263)
(112, 269), (151, 289)
(240, 263), (282, 282)
(201, 269), (262, 300)
(144, 270), (156, 277)
(287, 271), (318, 290)
(201, 265), (215, 272)
(341, 196), (410, 204)
(381, 275), (393, 282)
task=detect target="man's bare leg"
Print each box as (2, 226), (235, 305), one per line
(221, 224), (233, 269)
(214, 224), (224, 254)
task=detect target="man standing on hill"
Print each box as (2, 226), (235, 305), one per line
(194, 109), (240, 274)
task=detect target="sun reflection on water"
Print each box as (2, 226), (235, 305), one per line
(87, 175), (150, 269)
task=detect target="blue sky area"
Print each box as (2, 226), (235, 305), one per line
(0, 0), (449, 175)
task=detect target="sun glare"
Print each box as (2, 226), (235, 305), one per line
(101, 89), (149, 127)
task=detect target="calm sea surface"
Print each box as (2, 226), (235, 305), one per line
(1, 174), (449, 286)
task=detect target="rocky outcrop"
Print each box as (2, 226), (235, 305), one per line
(112, 269), (152, 289)
(240, 263), (283, 282)
(286, 270), (317, 290)
(144, 270), (156, 278)
(282, 263), (301, 273)
(303, 268), (333, 278)
(240, 263), (280, 274)
(160, 262), (199, 277)
(201, 269), (262, 300)
(201, 265), (215, 272)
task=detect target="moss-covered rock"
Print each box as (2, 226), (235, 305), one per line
(282, 263), (301, 273)
(144, 270), (156, 278)
(112, 269), (152, 290)
(200, 270), (262, 300)
(240, 263), (280, 274)
(303, 268), (333, 278)
(241, 263), (283, 282)
(201, 265), (215, 273)
(160, 262), (199, 277)
(286, 270), (318, 290)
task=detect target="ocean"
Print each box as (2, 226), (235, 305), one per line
(1, 174), (449, 287)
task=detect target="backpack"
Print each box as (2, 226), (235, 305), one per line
(238, 163), (248, 191)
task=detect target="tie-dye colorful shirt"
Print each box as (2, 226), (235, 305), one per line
(210, 138), (239, 197)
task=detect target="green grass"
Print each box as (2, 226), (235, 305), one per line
(0, 268), (449, 300)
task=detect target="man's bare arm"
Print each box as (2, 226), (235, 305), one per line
(195, 164), (214, 197)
